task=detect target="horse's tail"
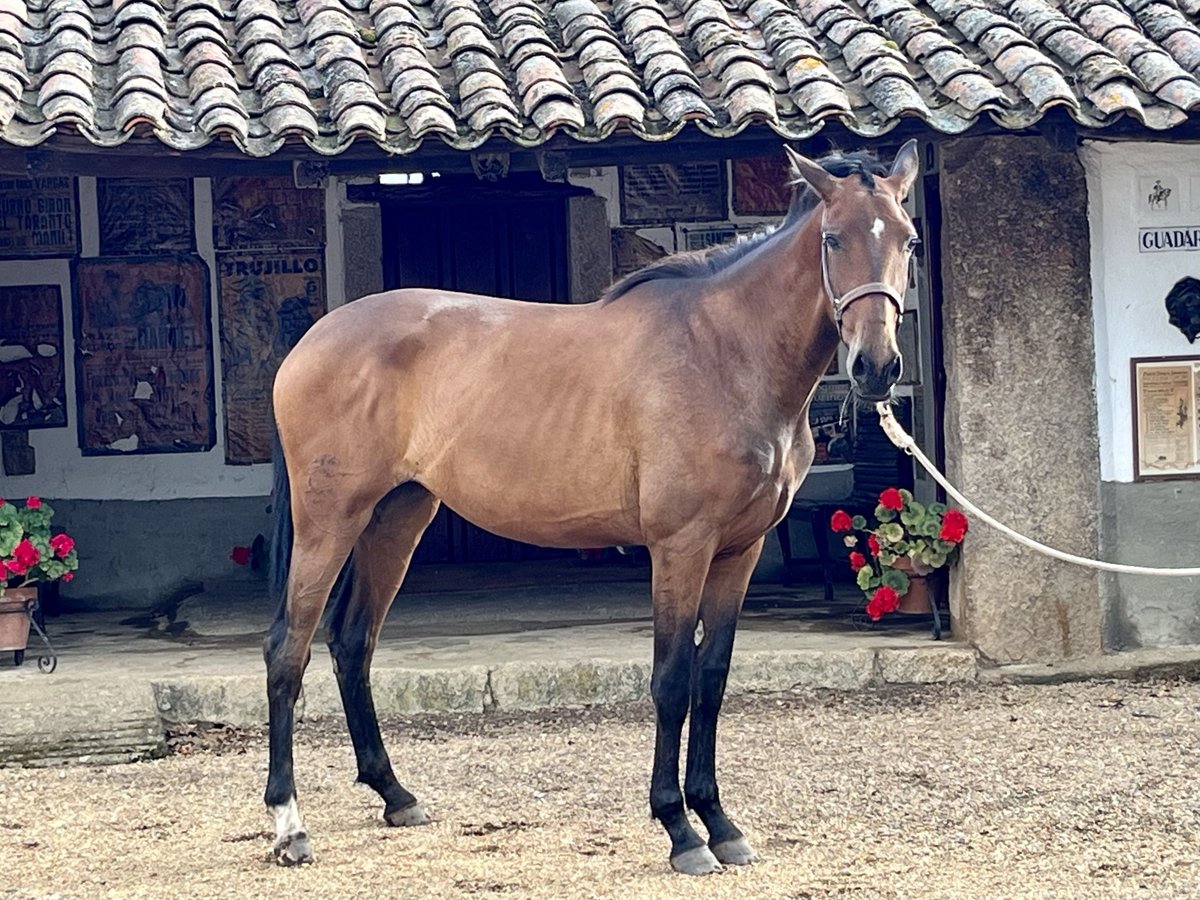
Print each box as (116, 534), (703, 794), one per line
(269, 431), (292, 608)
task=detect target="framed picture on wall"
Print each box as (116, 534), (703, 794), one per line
(73, 256), (215, 455)
(1131, 355), (1200, 481)
(0, 284), (68, 429)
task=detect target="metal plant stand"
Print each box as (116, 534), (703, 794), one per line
(1, 593), (58, 673)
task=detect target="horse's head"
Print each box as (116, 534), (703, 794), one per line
(785, 141), (920, 402)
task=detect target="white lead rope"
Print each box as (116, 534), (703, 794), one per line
(875, 403), (1200, 578)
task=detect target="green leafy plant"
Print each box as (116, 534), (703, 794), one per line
(830, 488), (967, 620)
(0, 497), (78, 595)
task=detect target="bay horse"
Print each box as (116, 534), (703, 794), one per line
(264, 140), (920, 874)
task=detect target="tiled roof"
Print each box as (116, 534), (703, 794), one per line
(5, 0), (1200, 157)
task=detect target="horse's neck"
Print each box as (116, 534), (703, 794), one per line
(706, 219), (839, 425)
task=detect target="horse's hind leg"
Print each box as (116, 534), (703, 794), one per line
(685, 537), (764, 866)
(326, 483), (439, 825)
(264, 497), (375, 866)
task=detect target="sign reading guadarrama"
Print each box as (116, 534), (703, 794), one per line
(1139, 227), (1200, 252)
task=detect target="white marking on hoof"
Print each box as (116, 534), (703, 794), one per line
(271, 798), (313, 866)
(711, 835), (758, 866)
(384, 801), (430, 827)
(670, 844), (723, 876)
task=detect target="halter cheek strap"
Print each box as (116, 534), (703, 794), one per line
(820, 226), (906, 328)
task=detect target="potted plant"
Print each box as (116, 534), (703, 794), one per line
(830, 488), (968, 621)
(1, 496), (77, 666)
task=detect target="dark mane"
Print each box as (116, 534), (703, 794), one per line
(601, 149), (888, 303)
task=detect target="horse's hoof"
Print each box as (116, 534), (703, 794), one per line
(385, 801), (429, 828)
(273, 832), (313, 867)
(710, 836), (757, 866)
(670, 844), (723, 876)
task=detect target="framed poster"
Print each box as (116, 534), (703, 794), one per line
(619, 161), (726, 225)
(212, 176), (325, 250)
(731, 155), (791, 217)
(0, 284), (67, 429)
(0, 176), (78, 257)
(98, 178), (194, 255)
(810, 380), (852, 465)
(73, 256), (215, 455)
(218, 249), (325, 464)
(1131, 355), (1200, 481)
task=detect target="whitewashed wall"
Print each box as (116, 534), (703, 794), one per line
(1083, 140), (1200, 482)
(0, 176), (337, 500)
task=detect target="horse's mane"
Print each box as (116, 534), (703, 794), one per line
(601, 150), (889, 303)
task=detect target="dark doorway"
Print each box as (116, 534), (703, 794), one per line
(379, 175), (578, 564)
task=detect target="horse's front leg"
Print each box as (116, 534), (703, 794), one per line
(647, 537), (721, 875)
(685, 537), (764, 865)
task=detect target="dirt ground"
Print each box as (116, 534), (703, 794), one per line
(0, 680), (1196, 900)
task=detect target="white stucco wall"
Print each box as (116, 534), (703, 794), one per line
(1, 176), (334, 501)
(1083, 140), (1200, 482)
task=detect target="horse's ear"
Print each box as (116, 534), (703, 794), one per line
(888, 139), (920, 200)
(784, 146), (836, 202)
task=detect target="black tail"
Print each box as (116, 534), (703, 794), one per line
(269, 432), (292, 608)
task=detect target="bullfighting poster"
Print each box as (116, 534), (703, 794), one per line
(98, 178), (194, 255)
(73, 256), (215, 455)
(619, 162), (726, 225)
(218, 249), (325, 464)
(731, 155), (792, 217)
(0, 285), (67, 429)
(0, 176), (78, 257)
(212, 176), (326, 249)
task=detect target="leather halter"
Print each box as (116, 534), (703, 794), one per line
(820, 218), (906, 329)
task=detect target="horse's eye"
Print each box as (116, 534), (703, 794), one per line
(822, 233), (841, 250)
(906, 235), (921, 251)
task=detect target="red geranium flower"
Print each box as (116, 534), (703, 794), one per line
(25, 496), (41, 509)
(939, 509), (969, 543)
(13, 539), (39, 571)
(879, 488), (904, 511)
(62, 572), (74, 582)
(849, 551), (867, 570)
(830, 510), (853, 533)
(867, 534), (881, 556)
(866, 585), (900, 620)
(230, 546), (251, 566)
(50, 533), (75, 557)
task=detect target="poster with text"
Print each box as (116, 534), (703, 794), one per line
(0, 177), (77, 256)
(619, 162), (726, 225)
(218, 249), (325, 464)
(0, 285), (67, 429)
(73, 256), (214, 455)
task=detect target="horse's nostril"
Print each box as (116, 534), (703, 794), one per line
(850, 354), (869, 381)
(883, 355), (903, 384)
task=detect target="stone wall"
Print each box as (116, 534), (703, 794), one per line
(940, 135), (1103, 663)
(1100, 481), (1200, 648)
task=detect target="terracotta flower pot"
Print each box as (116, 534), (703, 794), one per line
(889, 557), (933, 615)
(0, 587), (35, 654)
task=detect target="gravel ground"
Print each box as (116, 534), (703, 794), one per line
(0, 680), (1196, 900)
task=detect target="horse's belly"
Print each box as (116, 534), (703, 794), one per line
(433, 485), (642, 549)
(419, 441), (642, 550)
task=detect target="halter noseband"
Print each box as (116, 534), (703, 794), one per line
(820, 219), (906, 329)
